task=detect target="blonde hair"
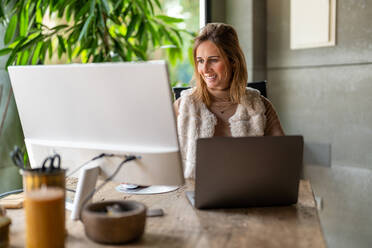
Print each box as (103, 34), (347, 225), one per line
(191, 23), (247, 106)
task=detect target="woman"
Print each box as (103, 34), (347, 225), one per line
(174, 23), (284, 178)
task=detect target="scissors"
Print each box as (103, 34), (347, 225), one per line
(41, 154), (61, 171)
(10, 146), (28, 170)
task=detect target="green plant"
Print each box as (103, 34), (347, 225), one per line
(0, 0), (189, 68)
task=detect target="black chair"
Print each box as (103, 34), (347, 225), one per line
(172, 80), (267, 100)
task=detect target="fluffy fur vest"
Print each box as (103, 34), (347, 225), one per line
(177, 87), (266, 178)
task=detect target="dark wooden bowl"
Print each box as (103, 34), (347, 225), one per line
(81, 200), (146, 244)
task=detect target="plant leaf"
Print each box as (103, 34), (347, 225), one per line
(121, 3), (132, 17)
(4, 15), (18, 44)
(65, 5), (71, 22)
(147, 0), (154, 15)
(6, 37), (27, 64)
(101, 0), (110, 13)
(153, 0), (162, 10)
(147, 21), (159, 46)
(18, 34), (43, 51)
(130, 45), (146, 60)
(78, 15), (93, 41)
(20, 50), (30, 65)
(58, 43), (63, 59)
(9, 35), (28, 47)
(31, 41), (43, 64)
(75, 1), (90, 21)
(81, 49), (88, 63)
(89, 0), (96, 16)
(72, 45), (81, 58)
(0, 48), (12, 56)
(171, 27), (183, 45)
(136, 21), (145, 40)
(156, 15), (183, 23)
(161, 28), (180, 47)
(97, 4), (106, 28)
(36, 1), (43, 24)
(134, 0), (147, 15)
(48, 39), (53, 59)
(39, 39), (49, 61)
(125, 14), (138, 39)
(0, 2), (5, 19)
(113, 0), (123, 11)
(51, 24), (69, 31)
(57, 35), (66, 53)
(67, 41), (72, 61)
(19, 6), (29, 36)
(110, 36), (125, 60)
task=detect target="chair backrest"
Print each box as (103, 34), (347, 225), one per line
(172, 80), (267, 100)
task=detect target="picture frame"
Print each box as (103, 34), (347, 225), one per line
(290, 0), (336, 49)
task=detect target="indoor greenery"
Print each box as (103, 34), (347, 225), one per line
(0, 0), (192, 184)
(0, 0), (190, 68)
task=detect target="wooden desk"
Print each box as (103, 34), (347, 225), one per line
(6, 179), (326, 247)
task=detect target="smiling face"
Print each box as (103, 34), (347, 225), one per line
(196, 40), (231, 91)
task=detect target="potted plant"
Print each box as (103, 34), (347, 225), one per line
(0, 0), (189, 66)
(0, 0), (191, 193)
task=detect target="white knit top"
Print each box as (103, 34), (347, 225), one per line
(176, 87), (267, 178)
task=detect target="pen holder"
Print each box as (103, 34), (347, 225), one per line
(24, 186), (65, 248)
(22, 167), (66, 248)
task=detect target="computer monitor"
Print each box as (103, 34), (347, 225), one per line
(8, 61), (185, 219)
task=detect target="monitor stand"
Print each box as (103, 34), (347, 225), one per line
(68, 160), (180, 220)
(115, 184), (179, 194)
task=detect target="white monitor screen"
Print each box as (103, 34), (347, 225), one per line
(8, 61), (184, 186)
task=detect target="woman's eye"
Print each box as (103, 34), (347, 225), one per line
(197, 59), (204, 64)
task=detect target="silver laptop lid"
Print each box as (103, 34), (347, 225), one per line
(195, 136), (303, 209)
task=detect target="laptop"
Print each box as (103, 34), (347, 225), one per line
(186, 136), (303, 209)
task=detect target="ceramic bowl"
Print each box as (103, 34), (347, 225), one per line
(81, 200), (146, 244)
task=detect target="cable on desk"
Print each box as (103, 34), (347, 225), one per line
(78, 155), (139, 220)
(66, 153), (116, 177)
(0, 189), (23, 199)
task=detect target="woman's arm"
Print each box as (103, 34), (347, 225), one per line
(261, 97), (285, 136)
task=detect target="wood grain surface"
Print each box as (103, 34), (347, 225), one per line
(6, 179), (326, 248)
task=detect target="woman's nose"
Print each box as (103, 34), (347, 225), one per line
(202, 62), (211, 72)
